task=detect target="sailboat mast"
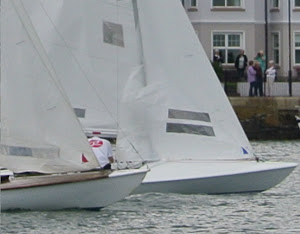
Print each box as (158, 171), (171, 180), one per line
(0, 0), (1, 130)
(132, 0), (146, 86)
(0, 0), (2, 130)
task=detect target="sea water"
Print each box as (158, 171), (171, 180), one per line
(1, 140), (300, 234)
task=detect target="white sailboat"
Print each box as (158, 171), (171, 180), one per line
(129, 0), (297, 194)
(0, 0), (147, 211)
(24, 0), (297, 195)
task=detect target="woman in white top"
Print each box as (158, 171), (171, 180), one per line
(265, 60), (276, 96)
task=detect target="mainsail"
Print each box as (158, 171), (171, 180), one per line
(21, 0), (141, 133)
(134, 0), (253, 161)
(20, 0), (152, 165)
(0, 0), (99, 173)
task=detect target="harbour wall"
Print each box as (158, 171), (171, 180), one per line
(228, 97), (300, 140)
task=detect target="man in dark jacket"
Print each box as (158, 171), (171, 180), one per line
(235, 49), (248, 80)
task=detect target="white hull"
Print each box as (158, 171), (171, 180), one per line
(1, 169), (147, 211)
(84, 127), (117, 139)
(133, 161), (297, 194)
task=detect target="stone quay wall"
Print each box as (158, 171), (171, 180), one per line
(229, 97), (300, 140)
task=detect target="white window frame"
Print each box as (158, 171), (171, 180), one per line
(212, 31), (244, 65)
(212, 0), (243, 8)
(271, 0), (280, 9)
(190, 0), (198, 7)
(184, 0), (198, 9)
(295, 32), (300, 65)
(271, 32), (280, 65)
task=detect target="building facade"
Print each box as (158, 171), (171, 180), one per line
(181, 0), (300, 79)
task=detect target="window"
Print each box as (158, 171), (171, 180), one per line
(271, 32), (280, 64)
(191, 0), (197, 7)
(186, 0), (198, 11)
(295, 33), (300, 64)
(213, 32), (243, 64)
(212, 0), (241, 7)
(295, 0), (300, 7)
(271, 0), (279, 8)
(103, 21), (124, 47)
(181, 0), (185, 7)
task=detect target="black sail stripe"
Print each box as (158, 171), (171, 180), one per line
(0, 145), (59, 157)
(168, 109), (211, 122)
(8, 146), (33, 156)
(166, 123), (215, 136)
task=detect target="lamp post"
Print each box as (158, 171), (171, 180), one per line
(288, 0), (292, 96)
(264, 0), (268, 96)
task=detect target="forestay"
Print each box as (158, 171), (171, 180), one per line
(0, 0), (100, 173)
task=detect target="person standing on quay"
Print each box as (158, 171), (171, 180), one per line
(213, 49), (223, 63)
(247, 60), (256, 96)
(254, 50), (266, 74)
(265, 60), (276, 96)
(235, 49), (248, 80)
(254, 61), (263, 96)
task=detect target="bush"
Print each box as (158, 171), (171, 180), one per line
(212, 61), (224, 82)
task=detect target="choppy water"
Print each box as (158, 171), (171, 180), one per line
(1, 140), (300, 234)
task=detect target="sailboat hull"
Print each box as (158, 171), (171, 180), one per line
(1, 169), (147, 211)
(133, 161), (297, 194)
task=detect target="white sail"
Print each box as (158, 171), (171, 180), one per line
(21, 0), (141, 136)
(20, 0), (152, 165)
(0, 0), (99, 173)
(0, 0), (149, 211)
(115, 0), (159, 165)
(23, 0), (253, 162)
(134, 0), (253, 161)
